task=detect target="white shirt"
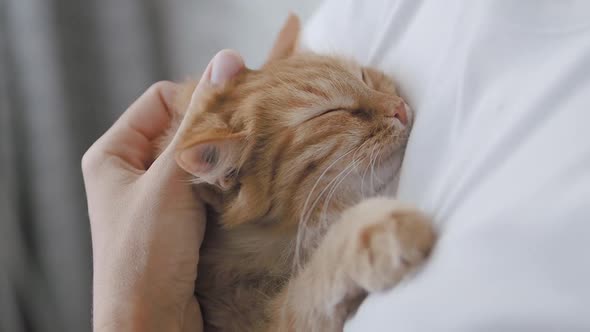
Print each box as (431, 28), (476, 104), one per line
(302, 1), (590, 331)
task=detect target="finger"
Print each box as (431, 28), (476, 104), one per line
(151, 49), (245, 176)
(120, 80), (178, 141)
(170, 49), (245, 147)
(86, 81), (180, 172)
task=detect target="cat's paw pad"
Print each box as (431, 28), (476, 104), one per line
(344, 198), (436, 292)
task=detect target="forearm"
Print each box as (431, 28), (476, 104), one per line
(92, 294), (200, 332)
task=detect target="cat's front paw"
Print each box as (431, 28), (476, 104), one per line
(342, 198), (436, 292)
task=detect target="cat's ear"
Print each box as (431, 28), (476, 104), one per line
(175, 129), (245, 189)
(265, 13), (300, 64)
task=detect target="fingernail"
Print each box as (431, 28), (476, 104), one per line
(209, 49), (245, 85)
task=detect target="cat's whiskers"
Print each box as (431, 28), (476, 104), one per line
(320, 155), (366, 227)
(295, 156), (362, 270)
(294, 147), (359, 270)
(299, 148), (357, 224)
(319, 139), (372, 226)
(320, 161), (358, 224)
(295, 138), (377, 270)
(360, 145), (377, 200)
(362, 142), (378, 197)
(375, 146), (385, 188)
(315, 159), (359, 234)
(296, 152), (360, 258)
(370, 144), (386, 192)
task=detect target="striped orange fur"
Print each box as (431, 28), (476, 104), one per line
(159, 14), (436, 332)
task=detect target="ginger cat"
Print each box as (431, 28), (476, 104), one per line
(161, 14), (436, 332)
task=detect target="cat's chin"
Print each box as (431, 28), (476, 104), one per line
(372, 169), (399, 196)
(372, 148), (405, 197)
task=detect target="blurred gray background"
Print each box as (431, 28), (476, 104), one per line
(0, 1), (318, 331)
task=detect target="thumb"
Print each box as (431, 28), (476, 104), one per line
(173, 49), (245, 145)
(149, 49), (245, 178)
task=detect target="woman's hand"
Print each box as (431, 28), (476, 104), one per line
(82, 50), (245, 332)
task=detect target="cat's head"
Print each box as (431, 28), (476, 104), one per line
(175, 14), (412, 229)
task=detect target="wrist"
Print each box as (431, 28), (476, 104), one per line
(91, 239), (184, 331)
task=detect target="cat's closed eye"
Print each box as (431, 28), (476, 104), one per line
(360, 68), (367, 84)
(350, 108), (371, 120)
(304, 108), (346, 123)
(307, 107), (373, 123)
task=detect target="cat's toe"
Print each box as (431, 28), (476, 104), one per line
(391, 208), (436, 267)
(345, 199), (436, 293)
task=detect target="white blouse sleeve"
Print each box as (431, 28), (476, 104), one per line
(302, 1), (590, 331)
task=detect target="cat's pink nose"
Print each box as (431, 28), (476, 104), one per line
(389, 102), (408, 125)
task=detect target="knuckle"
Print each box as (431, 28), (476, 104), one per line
(81, 147), (101, 175)
(148, 80), (174, 94)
